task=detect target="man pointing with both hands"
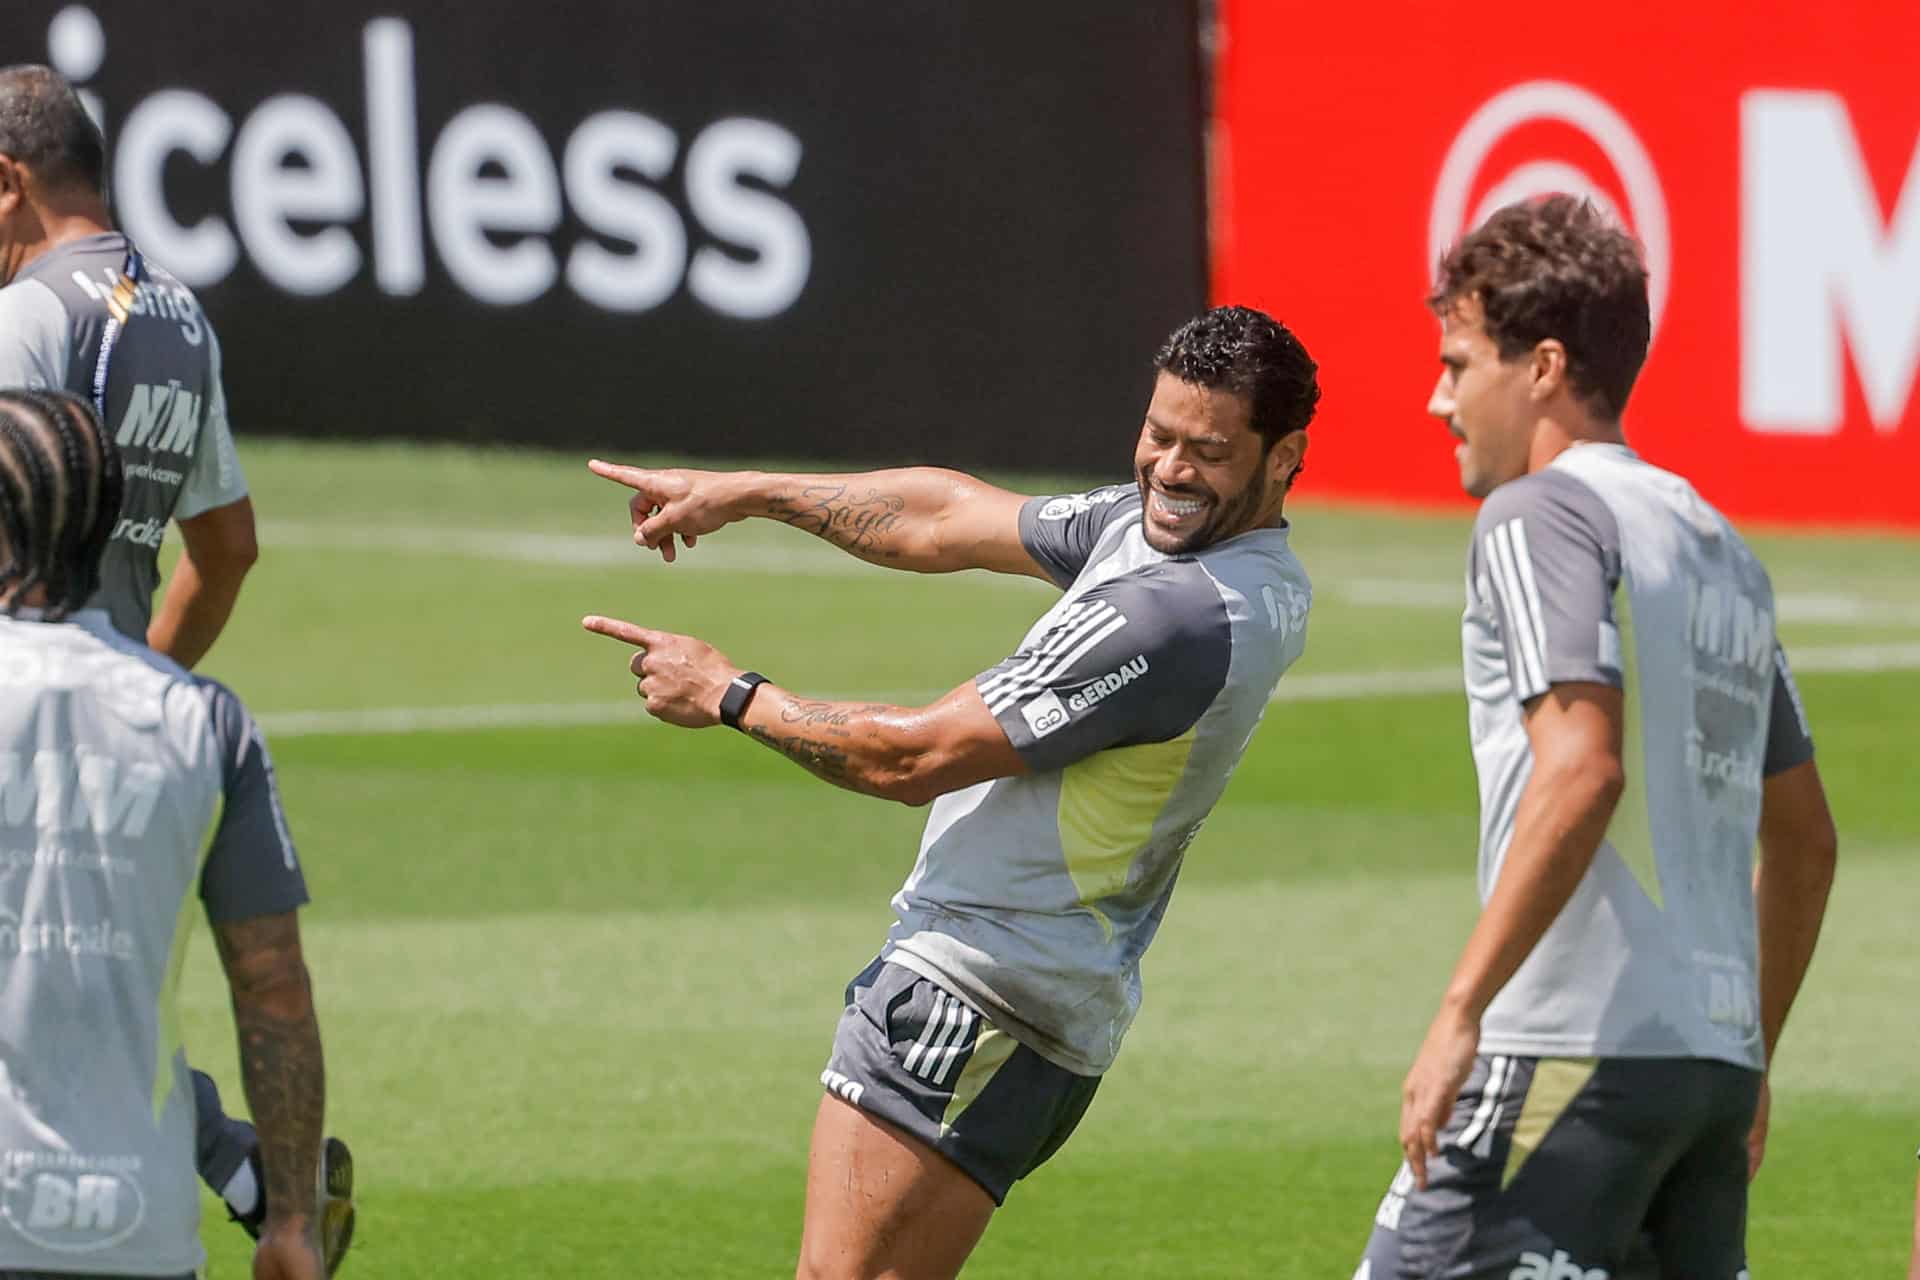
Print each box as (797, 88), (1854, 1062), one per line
(583, 307), (1321, 1280)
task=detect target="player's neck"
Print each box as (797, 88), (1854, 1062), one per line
(10, 195), (113, 276)
(1527, 409), (1626, 475)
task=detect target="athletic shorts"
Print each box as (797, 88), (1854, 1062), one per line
(819, 956), (1100, 1205)
(1357, 1054), (1762, 1280)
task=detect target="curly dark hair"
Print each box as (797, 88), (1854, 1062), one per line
(0, 65), (106, 194)
(1429, 195), (1650, 421)
(0, 390), (123, 619)
(1154, 305), (1321, 453)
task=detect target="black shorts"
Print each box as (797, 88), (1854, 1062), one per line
(1359, 1054), (1762, 1280)
(820, 956), (1100, 1205)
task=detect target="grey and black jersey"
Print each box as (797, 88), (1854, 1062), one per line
(0, 611), (306, 1274)
(1463, 444), (1814, 1070)
(0, 234), (248, 640)
(883, 485), (1313, 1076)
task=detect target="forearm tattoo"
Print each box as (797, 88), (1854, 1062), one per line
(217, 916), (324, 1223)
(745, 723), (863, 791)
(766, 484), (907, 557)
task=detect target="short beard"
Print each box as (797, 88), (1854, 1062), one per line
(1136, 464), (1271, 555)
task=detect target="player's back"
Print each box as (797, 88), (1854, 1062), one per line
(0, 234), (244, 638)
(0, 610), (226, 1272)
(1468, 443), (1807, 1070)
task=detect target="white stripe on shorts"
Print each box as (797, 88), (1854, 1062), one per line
(1456, 1055), (1511, 1153)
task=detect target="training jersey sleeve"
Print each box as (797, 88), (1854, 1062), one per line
(975, 560), (1231, 773)
(1763, 643), (1816, 776)
(195, 678), (309, 923)
(0, 280), (72, 390)
(1017, 485), (1141, 587)
(175, 327), (249, 520)
(1467, 469), (1624, 704)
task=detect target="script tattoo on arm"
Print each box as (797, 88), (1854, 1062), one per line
(766, 484), (908, 559)
(214, 912), (324, 1228)
(745, 723), (861, 789)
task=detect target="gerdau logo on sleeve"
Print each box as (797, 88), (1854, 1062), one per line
(1066, 656), (1148, 714)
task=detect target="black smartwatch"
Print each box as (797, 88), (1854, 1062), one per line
(719, 671), (769, 730)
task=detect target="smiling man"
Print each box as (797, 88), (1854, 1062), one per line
(1355, 196), (1838, 1280)
(583, 305), (1318, 1280)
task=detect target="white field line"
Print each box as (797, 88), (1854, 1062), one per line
(261, 523), (1920, 624)
(255, 641), (1920, 739)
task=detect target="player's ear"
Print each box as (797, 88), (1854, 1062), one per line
(1529, 339), (1568, 401)
(1267, 431), (1306, 489)
(0, 156), (23, 217)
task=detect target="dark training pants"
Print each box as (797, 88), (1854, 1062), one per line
(1359, 1054), (1762, 1279)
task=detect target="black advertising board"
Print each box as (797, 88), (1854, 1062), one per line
(5, 2), (1206, 471)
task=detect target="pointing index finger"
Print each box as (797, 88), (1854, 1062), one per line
(581, 615), (664, 648)
(587, 458), (659, 494)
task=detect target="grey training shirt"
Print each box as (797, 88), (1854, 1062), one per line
(0, 610), (306, 1274)
(1463, 445), (1814, 1070)
(0, 234), (248, 640)
(883, 485), (1313, 1075)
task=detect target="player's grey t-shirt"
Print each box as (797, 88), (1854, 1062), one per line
(0, 234), (248, 640)
(883, 485), (1312, 1075)
(0, 610), (306, 1275)
(1463, 444), (1814, 1070)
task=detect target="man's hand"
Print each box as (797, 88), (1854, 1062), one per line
(582, 615), (741, 727)
(1746, 1075), (1771, 1181)
(252, 1220), (324, 1280)
(589, 459), (745, 563)
(1400, 1005), (1479, 1190)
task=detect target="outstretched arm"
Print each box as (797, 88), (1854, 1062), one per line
(589, 460), (1049, 579)
(214, 911), (326, 1278)
(581, 615), (1024, 804)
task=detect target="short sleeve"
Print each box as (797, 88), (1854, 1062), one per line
(0, 281), (72, 390)
(1017, 485), (1141, 588)
(174, 327), (249, 520)
(195, 678), (309, 923)
(975, 561), (1230, 773)
(1469, 470), (1623, 703)
(1763, 643), (1815, 776)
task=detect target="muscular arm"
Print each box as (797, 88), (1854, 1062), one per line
(737, 680), (1027, 806)
(149, 496), (258, 668)
(1439, 683), (1625, 1020)
(590, 460), (1050, 579)
(213, 911), (324, 1246)
(1752, 758), (1836, 1062)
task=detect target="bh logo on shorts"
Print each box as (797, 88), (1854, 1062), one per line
(1, 1163), (147, 1253)
(1509, 1249), (1608, 1280)
(1429, 81), (1671, 348)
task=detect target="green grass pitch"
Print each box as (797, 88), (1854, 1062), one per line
(172, 440), (1917, 1277)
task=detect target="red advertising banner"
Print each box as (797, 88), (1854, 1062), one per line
(1213, 1), (1920, 528)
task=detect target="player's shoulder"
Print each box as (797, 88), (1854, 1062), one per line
(1028, 483), (1139, 525)
(0, 273), (72, 328)
(1474, 463), (1615, 542)
(1082, 557), (1231, 644)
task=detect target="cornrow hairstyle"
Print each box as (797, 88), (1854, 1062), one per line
(0, 389), (123, 619)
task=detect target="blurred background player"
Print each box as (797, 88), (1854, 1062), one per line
(0, 65), (353, 1267)
(1358, 196), (1838, 1278)
(0, 389), (327, 1279)
(583, 306), (1319, 1280)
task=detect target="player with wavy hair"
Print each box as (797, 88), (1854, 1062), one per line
(1357, 196), (1838, 1279)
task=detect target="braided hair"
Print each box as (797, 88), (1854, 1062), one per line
(0, 389), (123, 619)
